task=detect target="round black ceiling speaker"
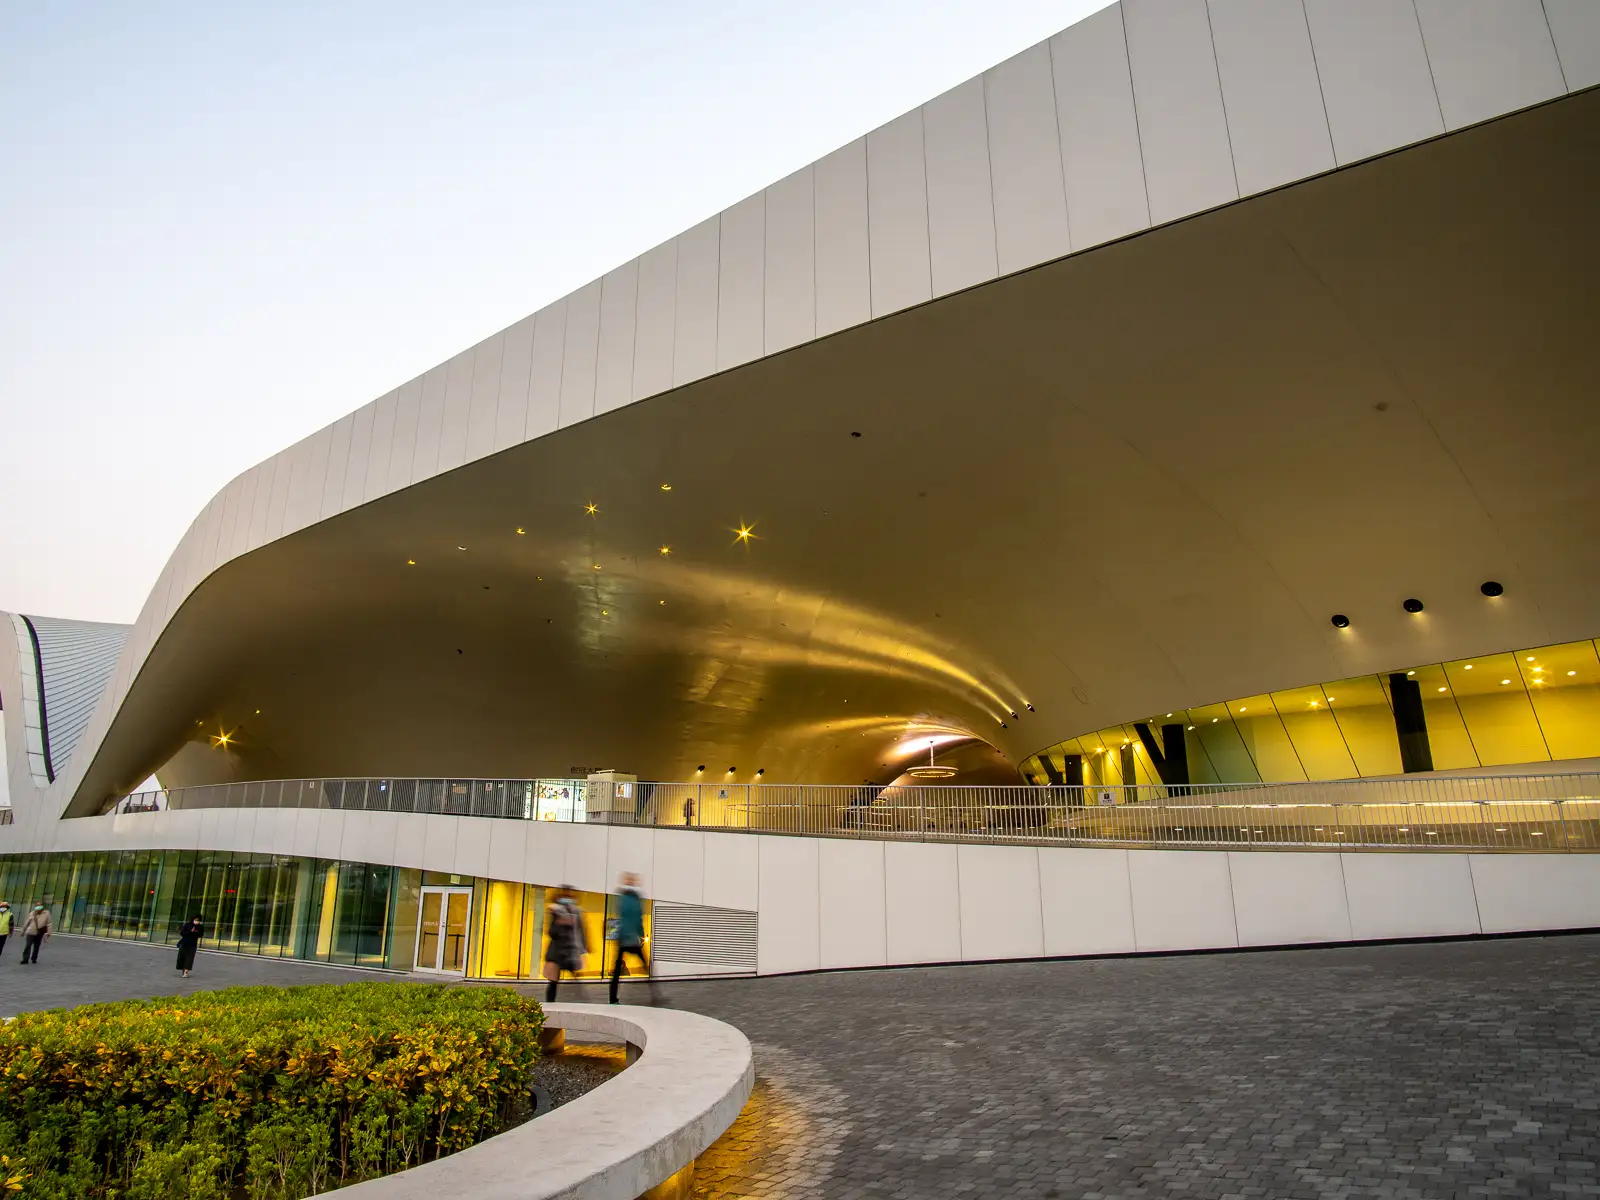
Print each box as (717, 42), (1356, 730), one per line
(1481, 581), (1504, 597)
(1403, 598), (1425, 614)
(1330, 614), (1350, 628)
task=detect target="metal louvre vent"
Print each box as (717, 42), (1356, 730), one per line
(650, 901), (758, 972)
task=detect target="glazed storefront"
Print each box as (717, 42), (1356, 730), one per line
(0, 850), (647, 980)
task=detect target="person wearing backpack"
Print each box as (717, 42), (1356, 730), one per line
(608, 873), (661, 1006)
(542, 888), (587, 1001)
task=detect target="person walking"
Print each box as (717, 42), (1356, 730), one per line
(608, 872), (661, 1006)
(175, 915), (204, 977)
(0, 901), (11, 959)
(20, 903), (50, 964)
(541, 888), (587, 1002)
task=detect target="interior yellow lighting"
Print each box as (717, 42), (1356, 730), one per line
(659, 600), (666, 605)
(254, 709), (260, 715)
(601, 609), (609, 615)
(660, 483), (672, 491)
(1533, 666), (1544, 672)
(1569, 670), (1578, 676)
(210, 728), (235, 749)
(1464, 664), (1473, 669)
(1239, 706), (1247, 712)
(1437, 686), (1447, 692)
(1211, 718), (1218, 723)
(734, 523), (756, 543)
(593, 564), (601, 570)
(659, 545), (671, 556)
(1309, 701), (1318, 707)
(585, 503), (598, 515)
(1528, 656), (1537, 661)
(406, 559), (416, 565)
(457, 545), (466, 550)
(1327, 697), (1336, 702)
(516, 528), (525, 535)
(1407, 670), (1415, 676)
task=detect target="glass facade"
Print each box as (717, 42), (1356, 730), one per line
(0, 851), (645, 980)
(1024, 637), (1600, 787)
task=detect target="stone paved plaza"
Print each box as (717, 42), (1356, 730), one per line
(5, 933), (1600, 1198)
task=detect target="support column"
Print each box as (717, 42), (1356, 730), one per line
(1388, 673), (1435, 773)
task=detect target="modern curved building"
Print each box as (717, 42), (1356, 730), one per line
(4, 0), (1600, 981)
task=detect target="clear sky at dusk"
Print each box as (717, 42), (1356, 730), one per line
(0, 1), (1102, 625)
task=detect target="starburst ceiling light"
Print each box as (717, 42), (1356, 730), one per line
(585, 503), (598, 515)
(907, 739), (957, 779)
(734, 522), (756, 544)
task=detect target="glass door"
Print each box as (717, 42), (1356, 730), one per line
(414, 887), (472, 973)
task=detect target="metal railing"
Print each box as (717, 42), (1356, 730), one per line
(100, 772), (1600, 853)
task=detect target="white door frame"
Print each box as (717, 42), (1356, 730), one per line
(414, 885), (473, 974)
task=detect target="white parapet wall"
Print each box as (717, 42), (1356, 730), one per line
(3, 809), (1599, 974)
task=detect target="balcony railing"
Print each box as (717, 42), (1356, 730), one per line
(100, 772), (1600, 852)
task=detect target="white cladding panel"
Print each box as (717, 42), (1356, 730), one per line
(1302, 0), (1444, 166)
(559, 279), (603, 428)
(1415, 0), (1566, 131)
(923, 77), (999, 297)
(387, 376), (423, 493)
(1123, 0), (1238, 226)
(717, 192), (766, 371)
(1545, 0), (1600, 90)
(813, 139), (872, 337)
(1051, 5), (1151, 249)
(411, 365), (448, 482)
(673, 216), (720, 387)
(985, 43), (1072, 275)
(436, 348), (475, 475)
(763, 166), (816, 354)
(757, 836), (820, 975)
(464, 331), (504, 461)
(593, 261), (639, 417)
(493, 314), (536, 452)
(866, 110), (933, 318)
(632, 240), (678, 401)
(1209, 0), (1336, 197)
(363, 390), (398, 505)
(526, 299), (566, 440)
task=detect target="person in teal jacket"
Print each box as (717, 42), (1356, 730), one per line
(608, 873), (661, 1006)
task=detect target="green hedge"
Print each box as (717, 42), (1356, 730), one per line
(0, 982), (543, 1199)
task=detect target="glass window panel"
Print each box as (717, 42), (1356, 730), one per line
(1445, 652), (1550, 767)
(1523, 641), (1600, 760)
(1185, 703), (1261, 783)
(1271, 684), (1359, 780)
(1324, 676), (1402, 777)
(1227, 696), (1306, 783)
(476, 881), (526, 979)
(1398, 665), (1479, 770)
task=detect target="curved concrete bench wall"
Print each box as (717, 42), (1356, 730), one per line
(334, 1004), (753, 1200)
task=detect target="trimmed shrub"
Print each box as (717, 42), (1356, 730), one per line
(0, 982), (543, 1198)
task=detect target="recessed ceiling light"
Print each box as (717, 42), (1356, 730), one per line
(1501, 679), (1511, 685)
(659, 599), (666, 605)
(457, 546), (466, 551)
(1212, 718), (1218, 723)
(734, 522), (756, 543)
(1463, 664), (1473, 669)
(1481, 580), (1504, 596)
(660, 483), (672, 491)
(1527, 656), (1536, 662)
(601, 609), (608, 615)
(659, 545), (671, 556)
(1327, 697), (1336, 702)
(1407, 670), (1415, 676)
(516, 528), (525, 535)
(1330, 614), (1350, 629)
(1239, 706), (1246, 712)
(593, 564), (601, 570)
(1533, 666), (1543, 672)
(1569, 670), (1578, 676)
(1437, 686), (1447, 692)
(1188, 725), (1195, 730)
(585, 503), (598, 515)
(406, 559), (415, 565)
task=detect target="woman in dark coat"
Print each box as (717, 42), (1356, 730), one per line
(176, 915), (203, 977)
(542, 889), (586, 1002)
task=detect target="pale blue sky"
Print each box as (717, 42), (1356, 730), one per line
(0, 1), (1103, 625)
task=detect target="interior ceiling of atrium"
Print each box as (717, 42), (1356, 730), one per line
(70, 89), (1600, 811)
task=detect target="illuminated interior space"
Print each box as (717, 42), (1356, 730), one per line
(1024, 637), (1600, 788)
(0, 849), (649, 982)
